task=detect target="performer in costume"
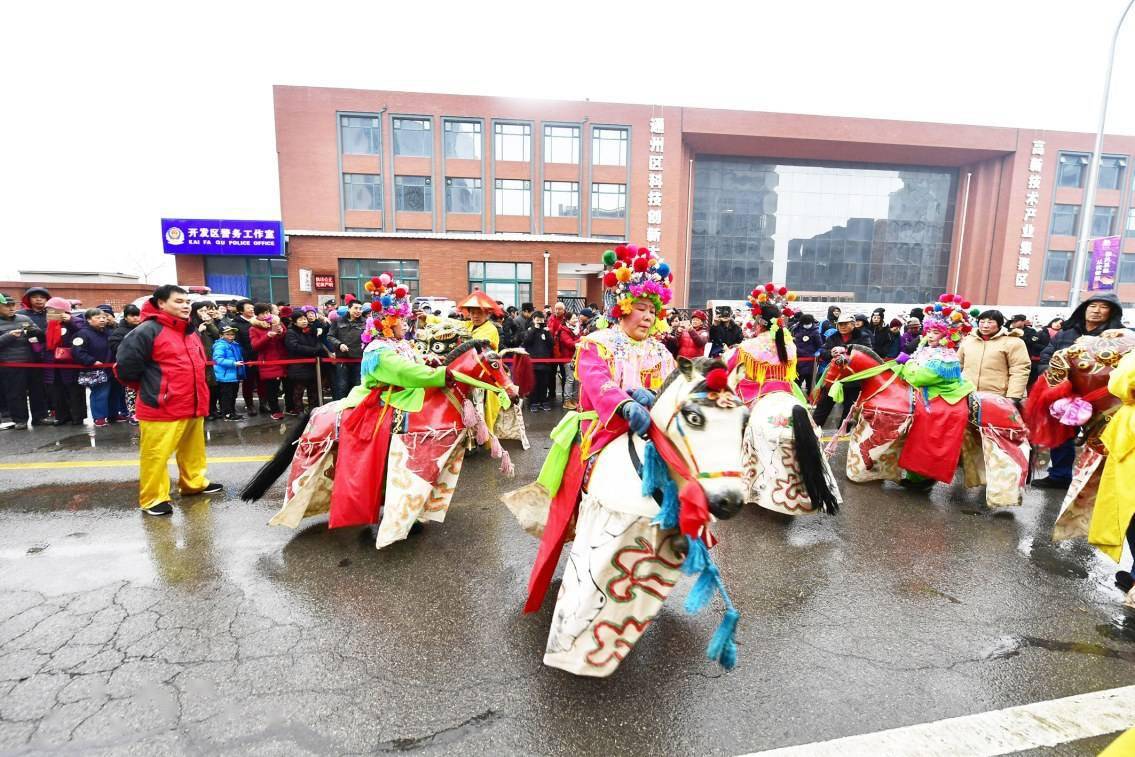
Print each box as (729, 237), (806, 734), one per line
(506, 243), (750, 677)
(459, 291), (504, 438)
(1101, 351), (1135, 607)
(728, 283), (841, 515)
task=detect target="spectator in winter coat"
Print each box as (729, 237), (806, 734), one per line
(0, 292), (44, 429)
(190, 302), (221, 419)
(872, 318), (903, 359)
(1044, 318), (1064, 341)
(284, 311), (324, 411)
(790, 313), (822, 394)
(820, 305), (842, 335)
(231, 300), (263, 416)
(900, 318), (922, 355)
(1008, 313), (1049, 386)
(522, 312), (555, 411)
(110, 305), (141, 421)
(677, 310), (710, 359)
(327, 300), (366, 400)
(115, 285), (219, 516)
(211, 326), (247, 420)
(709, 307), (743, 357)
(556, 316), (580, 410)
(1033, 293), (1125, 490)
(43, 297), (87, 425)
(73, 308), (122, 427)
(249, 303), (288, 419)
(16, 286), (51, 424)
(957, 310), (1031, 401)
(500, 305), (521, 348)
(813, 314), (871, 427)
(854, 313), (873, 342)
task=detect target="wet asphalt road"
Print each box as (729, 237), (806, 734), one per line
(1, 410), (1133, 756)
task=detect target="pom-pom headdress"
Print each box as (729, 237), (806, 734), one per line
(600, 243), (674, 335)
(361, 272), (411, 341)
(746, 282), (798, 329)
(918, 292), (978, 350)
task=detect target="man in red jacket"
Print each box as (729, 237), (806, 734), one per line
(116, 285), (221, 516)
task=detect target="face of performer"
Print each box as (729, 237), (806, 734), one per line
(390, 320), (406, 339)
(620, 299), (656, 340)
(1084, 301), (1113, 328)
(978, 318), (1000, 337)
(467, 307), (488, 327)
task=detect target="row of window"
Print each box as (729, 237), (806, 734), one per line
(341, 115), (629, 166)
(1043, 250), (1135, 283)
(1050, 204), (1135, 237)
(343, 176), (627, 218)
(336, 258), (534, 307)
(1055, 153), (1128, 191)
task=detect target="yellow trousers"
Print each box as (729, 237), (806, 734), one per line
(138, 417), (209, 509)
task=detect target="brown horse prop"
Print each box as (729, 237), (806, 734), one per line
(820, 346), (1030, 506)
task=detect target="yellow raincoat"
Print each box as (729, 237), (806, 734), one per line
(468, 319), (501, 432)
(1091, 350), (1135, 562)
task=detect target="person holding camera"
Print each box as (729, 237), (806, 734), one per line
(709, 307), (742, 357)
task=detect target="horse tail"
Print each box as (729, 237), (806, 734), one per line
(240, 411), (311, 501)
(791, 404), (839, 515)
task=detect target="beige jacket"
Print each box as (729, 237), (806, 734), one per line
(958, 329), (1031, 399)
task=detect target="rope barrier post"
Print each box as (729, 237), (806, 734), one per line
(314, 358), (324, 407)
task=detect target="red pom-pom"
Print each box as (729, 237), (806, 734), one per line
(625, 244), (639, 255)
(778, 286), (788, 296)
(764, 283), (776, 292)
(939, 293), (951, 302)
(603, 272), (617, 287)
(394, 286), (407, 298)
(704, 368), (729, 393)
(370, 276), (381, 286)
(633, 257), (649, 272)
(668, 273), (674, 282)
(952, 294), (964, 303)
(783, 307), (794, 317)
(615, 244), (627, 255)
(608, 305), (621, 320)
(370, 301), (381, 312)
(961, 300), (972, 309)
(924, 306), (934, 313)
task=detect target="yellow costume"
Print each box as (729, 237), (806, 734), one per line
(1092, 350), (1135, 562)
(469, 318), (502, 433)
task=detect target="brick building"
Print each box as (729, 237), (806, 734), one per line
(170, 85), (1135, 310)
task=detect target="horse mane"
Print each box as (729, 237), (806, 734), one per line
(444, 339), (488, 364)
(849, 344), (884, 363)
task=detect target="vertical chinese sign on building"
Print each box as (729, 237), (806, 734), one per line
(646, 114), (665, 258)
(1015, 140), (1045, 287)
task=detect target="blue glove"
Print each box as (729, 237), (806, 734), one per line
(628, 387), (656, 407)
(620, 401), (652, 437)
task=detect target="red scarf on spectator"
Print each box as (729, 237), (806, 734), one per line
(46, 320), (64, 350)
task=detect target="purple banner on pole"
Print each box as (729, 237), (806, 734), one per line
(1088, 235), (1120, 291)
(161, 218), (284, 257)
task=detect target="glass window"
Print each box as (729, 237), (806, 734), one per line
(543, 181), (579, 217)
(340, 115), (381, 155)
(1127, 207), (1135, 233)
(446, 178), (482, 214)
(1050, 204), (1080, 236)
(495, 179), (531, 215)
(338, 258), (420, 300)
(394, 176), (432, 212)
(1044, 251), (1072, 281)
(494, 123), (531, 161)
(591, 183), (627, 219)
(1057, 153), (1088, 188)
(544, 125), (580, 164)
(205, 257), (288, 303)
(444, 120), (482, 160)
(392, 117), (432, 157)
(1098, 156), (1126, 191)
(343, 174), (382, 211)
(1092, 206), (1117, 237)
(467, 261), (533, 309)
(1120, 254), (1135, 282)
(593, 127), (628, 166)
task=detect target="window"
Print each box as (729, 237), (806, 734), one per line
(494, 123), (531, 161)
(392, 117), (432, 157)
(544, 125), (580, 164)
(343, 174), (382, 211)
(340, 115), (381, 155)
(543, 181), (579, 216)
(446, 177), (482, 213)
(591, 183), (627, 219)
(1120, 254), (1135, 282)
(1098, 156), (1127, 191)
(495, 179), (531, 215)
(1044, 250), (1072, 281)
(444, 120), (482, 160)
(1092, 206), (1117, 237)
(204, 257), (289, 303)
(468, 261), (532, 309)
(1057, 153), (1088, 188)
(338, 259), (420, 300)
(593, 127), (628, 166)
(1127, 207), (1135, 233)
(1050, 204), (1080, 236)
(394, 176), (432, 212)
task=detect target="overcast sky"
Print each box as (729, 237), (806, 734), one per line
(3, 0), (1134, 284)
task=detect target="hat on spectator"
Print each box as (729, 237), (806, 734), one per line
(889, 318), (903, 328)
(692, 309), (707, 321)
(97, 304), (114, 315)
(0, 293), (13, 305)
(578, 307), (596, 319)
(23, 287), (50, 300)
(220, 325), (239, 334)
(45, 297), (72, 312)
(906, 318), (922, 328)
(836, 313), (855, 324)
(279, 306), (294, 319)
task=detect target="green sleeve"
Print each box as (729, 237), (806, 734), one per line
(364, 348), (446, 389)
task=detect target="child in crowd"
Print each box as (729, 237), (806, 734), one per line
(212, 325), (246, 421)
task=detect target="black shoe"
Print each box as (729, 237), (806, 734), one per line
(899, 477), (935, 491)
(409, 522), (424, 536)
(143, 501), (173, 516)
(33, 417), (57, 427)
(199, 482), (224, 495)
(224, 413), (244, 421)
(1033, 477), (1071, 490)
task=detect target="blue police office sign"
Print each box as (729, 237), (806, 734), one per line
(161, 219), (285, 257)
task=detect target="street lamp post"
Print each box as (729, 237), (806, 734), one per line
(1068, 0), (1135, 309)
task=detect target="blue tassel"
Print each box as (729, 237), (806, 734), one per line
(925, 358), (961, 381)
(641, 441), (666, 495)
(361, 347), (381, 377)
(681, 537), (710, 576)
(684, 568), (718, 613)
(706, 608), (739, 670)
(652, 479), (679, 529)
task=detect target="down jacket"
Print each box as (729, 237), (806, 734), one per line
(115, 301), (209, 421)
(957, 329), (1031, 400)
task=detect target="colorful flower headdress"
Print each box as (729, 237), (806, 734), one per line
(361, 272), (411, 341)
(747, 282), (798, 329)
(919, 292), (979, 349)
(600, 243), (673, 334)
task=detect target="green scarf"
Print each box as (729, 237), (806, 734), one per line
(535, 410), (599, 494)
(830, 360), (974, 405)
